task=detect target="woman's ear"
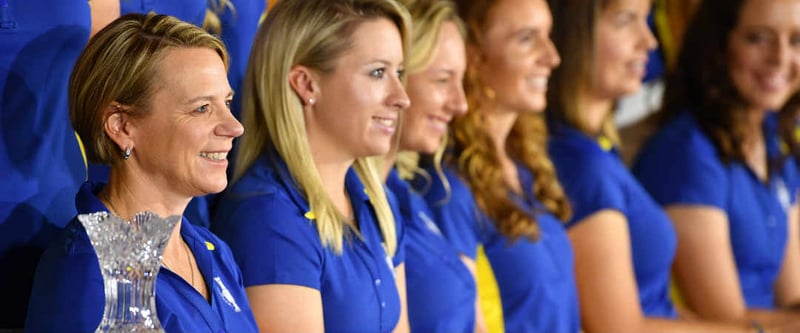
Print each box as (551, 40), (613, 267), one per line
(288, 65), (319, 106)
(103, 103), (134, 151)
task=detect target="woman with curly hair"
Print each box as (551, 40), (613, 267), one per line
(420, 0), (579, 331)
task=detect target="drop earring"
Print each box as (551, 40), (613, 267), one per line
(123, 147), (131, 160)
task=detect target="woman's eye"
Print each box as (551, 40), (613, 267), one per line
(225, 100), (233, 109)
(195, 104), (209, 113)
(370, 68), (385, 78)
(745, 32), (769, 45)
(790, 34), (800, 47)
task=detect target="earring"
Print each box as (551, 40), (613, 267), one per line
(308, 97), (315, 105)
(123, 147), (131, 160)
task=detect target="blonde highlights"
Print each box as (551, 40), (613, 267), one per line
(70, 12), (228, 165)
(547, 0), (620, 145)
(236, 0), (411, 255)
(394, 0), (464, 201)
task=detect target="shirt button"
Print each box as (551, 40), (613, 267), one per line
(374, 278), (382, 286)
(381, 301), (386, 308)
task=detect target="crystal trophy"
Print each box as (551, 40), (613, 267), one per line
(78, 211), (180, 333)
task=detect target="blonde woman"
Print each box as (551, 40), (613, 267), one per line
(211, 0), (412, 332)
(381, 0), (482, 331)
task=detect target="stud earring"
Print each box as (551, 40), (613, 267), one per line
(308, 97), (315, 105)
(123, 147), (131, 160)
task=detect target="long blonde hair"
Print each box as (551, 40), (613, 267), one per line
(236, 0), (411, 255)
(451, 0), (572, 241)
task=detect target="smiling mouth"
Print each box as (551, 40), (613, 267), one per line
(528, 76), (549, 90)
(373, 116), (396, 128)
(199, 152), (228, 161)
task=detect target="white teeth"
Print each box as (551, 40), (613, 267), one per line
(374, 117), (395, 127)
(528, 77), (548, 90)
(199, 152), (227, 161)
(765, 75), (786, 87)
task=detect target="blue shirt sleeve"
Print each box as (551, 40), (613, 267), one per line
(214, 193), (324, 290)
(555, 152), (626, 227)
(423, 169), (481, 259)
(634, 124), (728, 209)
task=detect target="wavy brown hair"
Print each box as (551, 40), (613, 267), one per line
(449, 0), (571, 241)
(661, 0), (800, 163)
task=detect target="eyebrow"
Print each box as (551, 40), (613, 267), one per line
(366, 59), (404, 67)
(186, 90), (235, 104)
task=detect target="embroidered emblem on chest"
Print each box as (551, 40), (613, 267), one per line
(213, 276), (242, 312)
(775, 178), (791, 213)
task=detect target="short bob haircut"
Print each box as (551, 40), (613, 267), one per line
(70, 12), (229, 165)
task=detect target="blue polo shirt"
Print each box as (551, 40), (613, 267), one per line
(25, 182), (258, 333)
(0, 0), (89, 327)
(219, 0), (265, 120)
(212, 154), (405, 333)
(421, 165), (581, 333)
(385, 169), (475, 333)
(549, 122), (677, 318)
(121, 0), (206, 26)
(634, 111), (798, 309)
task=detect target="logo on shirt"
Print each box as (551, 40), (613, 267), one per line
(776, 178), (791, 213)
(385, 255), (396, 280)
(213, 276), (242, 312)
(418, 211), (442, 237)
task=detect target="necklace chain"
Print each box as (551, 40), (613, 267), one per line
(102, 189), (197, 289)
(102, 189), (122, 218)
(162, 239), (196, 288)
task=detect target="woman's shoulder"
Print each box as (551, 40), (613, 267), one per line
(643, 112), (716, 156)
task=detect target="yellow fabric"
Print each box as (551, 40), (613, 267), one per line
(653, 0), (675, 70)
(75, 131), (88, 181)
(476, 245), (504, 333)
(669, 275), (685, 308)
(597, 135), (614, 152)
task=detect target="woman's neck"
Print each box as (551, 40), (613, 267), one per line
(741, 108), (768, 182)
(580, 94), (615, 135)
(103, 167), (189, 221)
(382, 146), (398, 181)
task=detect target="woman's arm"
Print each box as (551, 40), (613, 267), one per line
(88, 0), (119, 37)
(246, 284), (325, 333)
(569, 210), (648, 332)
(393, 263), (410, 333)
(774, 204), (800, 308)
(572, 209), (757, 332)
(666, 205), (749, 322)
